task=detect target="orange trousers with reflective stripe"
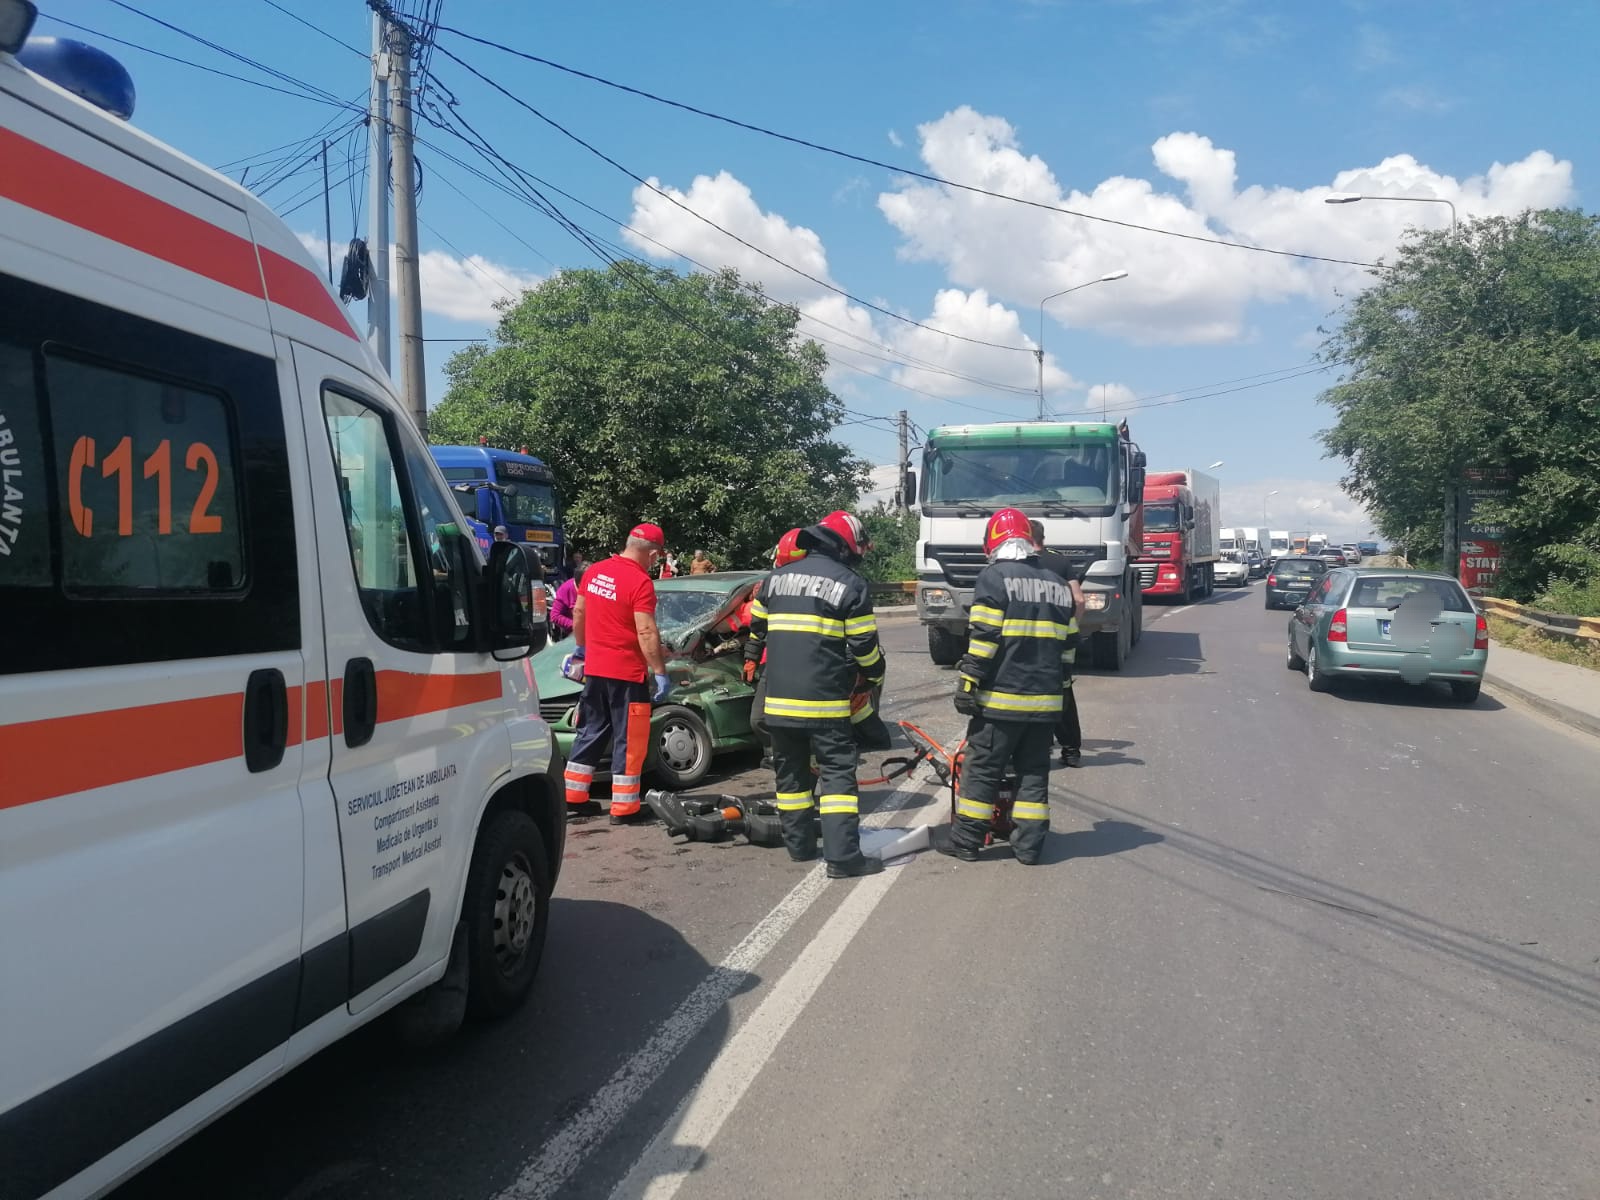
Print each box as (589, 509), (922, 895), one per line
(567, 676), (654, 817)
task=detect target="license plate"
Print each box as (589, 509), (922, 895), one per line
(1379, 619), (1392, 640)
(524, 529), (555, 543)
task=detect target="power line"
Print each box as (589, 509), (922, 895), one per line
(107, 0), (349, 107)
(260, 0), (365, 57)
(37, 15), (365, 112)
(430, 44), (1043, 354)
(433, 28), (1385, 272)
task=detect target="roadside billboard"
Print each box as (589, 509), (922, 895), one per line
(1457, 466), (1514, 593)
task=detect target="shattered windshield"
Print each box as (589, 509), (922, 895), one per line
(654, 589), (732, 647)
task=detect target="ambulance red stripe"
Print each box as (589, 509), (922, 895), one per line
(0, 126), (358, 340)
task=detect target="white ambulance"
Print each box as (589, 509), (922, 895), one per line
(0, 10), (565, 1197)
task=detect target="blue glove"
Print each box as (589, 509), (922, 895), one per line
(560, 646), (586, 681)
(652, 673), (672, 702)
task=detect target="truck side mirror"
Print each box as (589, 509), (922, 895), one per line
(1128, 466), (1145, 499)
(902, 468), (917, 503)
(484, 541), (538, 659)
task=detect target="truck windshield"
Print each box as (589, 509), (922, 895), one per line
(500, 482), (557, 526)
(926, 442), (1117, 509)
(1145, 503), (1179, 532)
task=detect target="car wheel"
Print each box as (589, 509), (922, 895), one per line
(464, 810), (551, 1020)
(1286, 638), (1305, 671)
(648, 704), (714, 787)
(927, 625), (966, 666)
(1306, 645), (1332, 693)
(1450, 680), (1482, 704)
(1264, 597), (1275, 611)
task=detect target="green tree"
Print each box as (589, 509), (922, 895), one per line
(430, 264), (868, 567)
(1318, 209), (1600, 597)
(859, 504), (918, 582)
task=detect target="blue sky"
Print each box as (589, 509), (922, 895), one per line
(34, 0), (1595, 541)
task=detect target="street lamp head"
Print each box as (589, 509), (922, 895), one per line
(1207, 460), (1225, 470)
(1324, 192), (1363, 205)
(1099, 270), (1130, 282)
(1266, 489), (1281, 498)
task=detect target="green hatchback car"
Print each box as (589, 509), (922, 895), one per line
(532, 571), (766, 787)
(1286, 568), (1489, 702)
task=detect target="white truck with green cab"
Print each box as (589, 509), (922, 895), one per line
(910, 421), (1148, 670)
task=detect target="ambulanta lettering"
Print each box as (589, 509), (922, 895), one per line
(345, 763), (457, 817)
(0, 413), (20, 556)
(1003, 576), (1071, 606)
(587, 572), (618, 602)
(765, 572), (848, 606)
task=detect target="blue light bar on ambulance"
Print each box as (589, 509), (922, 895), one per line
(17, 35), (136, 120)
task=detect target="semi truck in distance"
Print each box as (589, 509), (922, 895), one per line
(1137, 468), (1221, 603)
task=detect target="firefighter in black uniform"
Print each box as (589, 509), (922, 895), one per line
(1029, 519), (1085, 767)
(744, 511), (886, 878)
(939, 508), (1074, 866)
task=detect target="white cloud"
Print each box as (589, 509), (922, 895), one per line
(1226, 477), (1375, 541)
(1382, 85), (1457, 114)
(296, 233), (540, 324)
(887, 129), (904, 148)
(876, 109), (1575, 346)
(1078, 382), (1137, 416)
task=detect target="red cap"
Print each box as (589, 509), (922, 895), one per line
(628, 522), (666, 548)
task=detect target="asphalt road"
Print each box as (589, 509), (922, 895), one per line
(114, 586), (1600, 1200)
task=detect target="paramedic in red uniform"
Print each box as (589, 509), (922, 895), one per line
(562, 523), (672, 823)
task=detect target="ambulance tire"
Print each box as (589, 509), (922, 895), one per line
(464, 810), (552, 1020)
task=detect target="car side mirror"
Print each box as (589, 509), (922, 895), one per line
(484, 541), (539, 659)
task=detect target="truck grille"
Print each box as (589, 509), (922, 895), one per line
(1134, 563), (1158, 589)
(927, 543), (1107, 589)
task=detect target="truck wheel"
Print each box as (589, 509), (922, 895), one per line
(928, 625), (966, 666)
(464, 810), (551, 1020)
(648, 705), (713, 788)
(1131, 591), (1143, 645)
(1092, 626), (1126, 671)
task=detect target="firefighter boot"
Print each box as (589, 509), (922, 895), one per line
(819, 803), (882, 878)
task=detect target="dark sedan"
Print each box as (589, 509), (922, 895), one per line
(1264, 556), (1328, 610)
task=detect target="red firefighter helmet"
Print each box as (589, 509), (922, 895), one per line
(773, 527), (807, 568)
(984, 507), (1033, 556)
(817, 510), (869, 558)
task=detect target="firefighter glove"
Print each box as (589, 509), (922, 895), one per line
(742, 660), (759, 684)
(953, 679), (981, 717)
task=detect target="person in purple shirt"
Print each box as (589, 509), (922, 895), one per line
(551, 549), (586, 641)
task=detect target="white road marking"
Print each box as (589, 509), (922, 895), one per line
(608, 787), (945, 1200)
(491, 778), (935, 1200)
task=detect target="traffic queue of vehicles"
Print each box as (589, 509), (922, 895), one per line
(1, 26), (561, 1198)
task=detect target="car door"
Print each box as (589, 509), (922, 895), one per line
(1294, 574), (1336, 655)
(0, 276), (306, 1197)
(292, 343), (516, 1014)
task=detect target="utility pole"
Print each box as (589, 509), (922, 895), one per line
(320, 138), (333, 283)
(366, 9), (391, 373)
(387, 18), (427, 433)
(896, 410), (910, 511)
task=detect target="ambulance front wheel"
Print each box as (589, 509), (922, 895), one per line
(464, 810), (552, 1020)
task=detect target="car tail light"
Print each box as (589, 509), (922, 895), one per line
(1328, 608), (1348, 642)
(1266, 574), (1277, 586)
(1474, 612), (1488, 650)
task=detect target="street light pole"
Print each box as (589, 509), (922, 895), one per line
(1264, 489), (1280, 524)
(1325, 191), (1460, 575)
(1035, 270), (1128, 419)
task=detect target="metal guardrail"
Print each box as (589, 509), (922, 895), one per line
(869, 581), (916, 594)
(1479, 596), (1600, 643)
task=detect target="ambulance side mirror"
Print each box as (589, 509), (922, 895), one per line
(485, 541), (537, 659)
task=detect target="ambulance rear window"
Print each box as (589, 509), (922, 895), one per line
(43, 353), (245, 593)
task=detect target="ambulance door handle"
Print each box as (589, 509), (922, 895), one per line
(343, 657), (377, 748)
(243, 668), (288, 773)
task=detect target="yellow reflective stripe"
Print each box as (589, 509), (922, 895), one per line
(764, 696), (853, 719)
(1012, 801), (1050, 821)
(1001, 619), (1070, 638)
(975, 689), (1062, 713)
(766, 614), (845, 636)
(817, 793), (858, 815)
(967, 639), (998, 659)
(955, 797), (994, 820)
(958, 674), (982, 689)
(774, 793), (815, 811)
(854, 645), (883, 669)
(850, 698), (875, 723)
(844, 615), (878, 635)
(1066, 617), (1079, 634)
(969, 604), (1004, 627)
(750, 600), (769, 619)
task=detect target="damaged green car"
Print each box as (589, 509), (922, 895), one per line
(531, 571), (766, 787)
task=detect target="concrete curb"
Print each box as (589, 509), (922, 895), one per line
(1482, 673), (1600, 741)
